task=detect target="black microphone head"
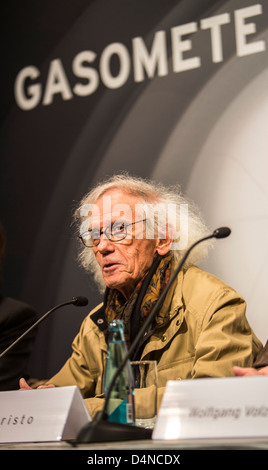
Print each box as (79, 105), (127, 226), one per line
(213, 227), (231, 239)
(72, 296), (88, 306)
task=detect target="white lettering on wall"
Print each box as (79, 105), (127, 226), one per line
(171, 22), (201, 72)
(14, 66), (41, 111)
(99, 42), (131, 89)
(200, 13), (231, 63)
(235, 4), (266, 57)
(14, 3), (266, 110)
(72, 50), (99, 96)
(132, 30), (168, 82)
(42, 59), (73, 105)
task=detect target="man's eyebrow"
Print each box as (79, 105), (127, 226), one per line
(88, 218), (130, 231)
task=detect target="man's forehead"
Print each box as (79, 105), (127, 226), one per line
(91, 191), (143, 220)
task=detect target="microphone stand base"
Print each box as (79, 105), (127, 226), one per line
(76, 418), (152, 443)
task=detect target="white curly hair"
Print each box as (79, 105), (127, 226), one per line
(74, 173), (213, 291)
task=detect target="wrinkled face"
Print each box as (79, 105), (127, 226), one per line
(90, 189), (159, 298)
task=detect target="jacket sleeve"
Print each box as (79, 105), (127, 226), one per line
(192, 286), (262, 378)
(46, 314), (106, 401)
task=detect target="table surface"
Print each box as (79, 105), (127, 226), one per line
(1, 437), (268, 450)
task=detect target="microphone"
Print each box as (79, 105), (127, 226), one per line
(0, 296), (88, 359)
(72, 296), (88, 307)
(76, 227), (231, 443)
(213, 227), (231, 239)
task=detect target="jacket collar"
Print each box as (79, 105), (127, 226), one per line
(91, 304), (107, 331)
(154, 261), (184, 327)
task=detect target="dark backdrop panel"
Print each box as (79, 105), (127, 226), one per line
(1, 0), (267, 379)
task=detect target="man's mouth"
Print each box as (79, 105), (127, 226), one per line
(102, 262), (120, 272)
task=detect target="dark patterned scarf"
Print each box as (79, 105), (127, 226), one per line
(105, 253), (172, 348)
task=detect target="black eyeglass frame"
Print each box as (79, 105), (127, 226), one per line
(79, 218), (147, 248)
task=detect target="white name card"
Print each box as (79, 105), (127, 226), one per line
(153, 376), (268, 441)
(0, 386), (91, 443)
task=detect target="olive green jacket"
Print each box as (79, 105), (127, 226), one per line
(48, 266), (262, 417)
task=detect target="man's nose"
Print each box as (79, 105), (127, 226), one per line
(97, 234), (114, 252)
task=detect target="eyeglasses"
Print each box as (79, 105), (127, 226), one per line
(79, 219), (146, 248)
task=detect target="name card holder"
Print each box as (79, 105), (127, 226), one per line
(0, 386), (91, 443)
(153, 376), (268, 441)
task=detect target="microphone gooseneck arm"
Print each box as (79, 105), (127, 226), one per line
(0, 296), (88, 359)
(98, 227), (231, 421)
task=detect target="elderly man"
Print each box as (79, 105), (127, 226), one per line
(20, 174), (262, 416)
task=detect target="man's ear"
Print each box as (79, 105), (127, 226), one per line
(155, 233), (173, 256)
